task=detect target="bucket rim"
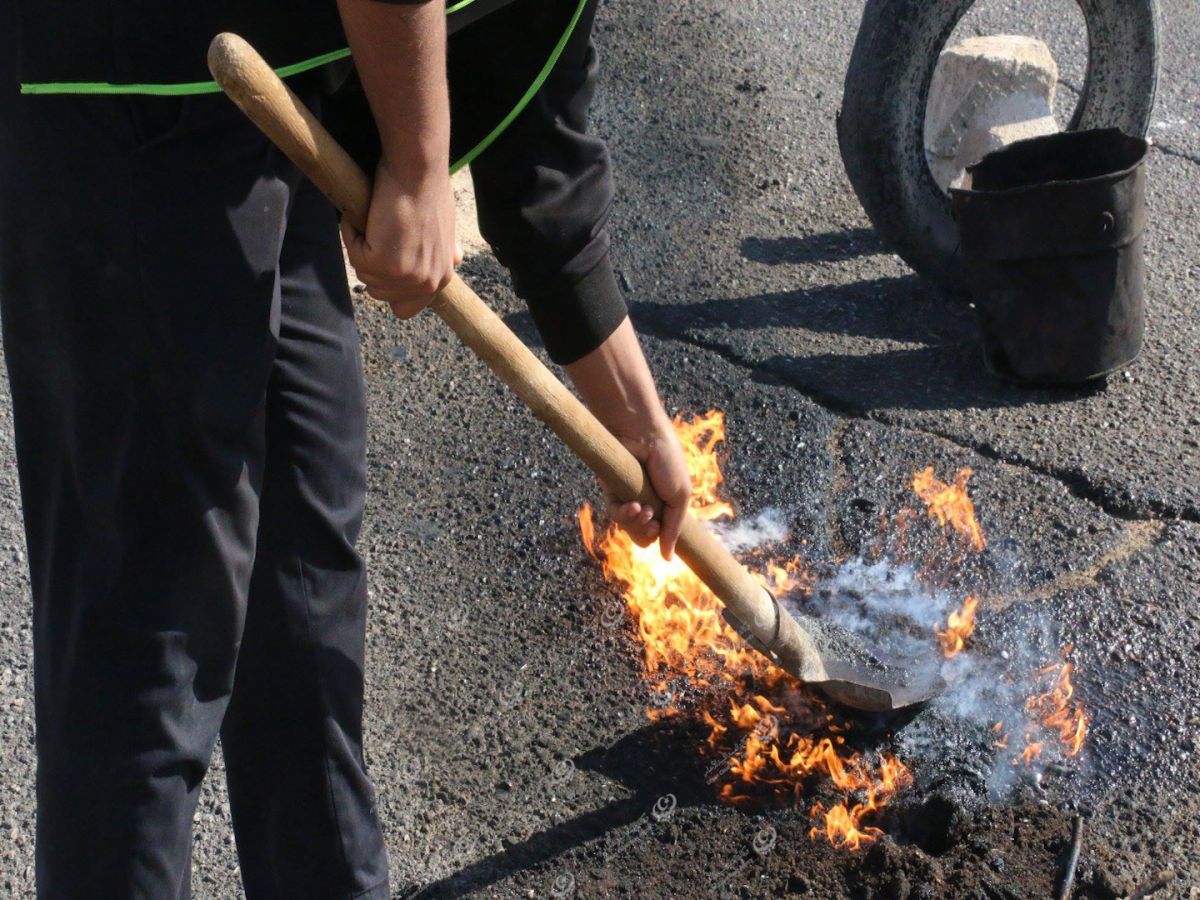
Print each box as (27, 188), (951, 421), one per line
(950, 128), (1149, 201)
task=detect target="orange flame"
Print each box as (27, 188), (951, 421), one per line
(990, 721), (1010, 749)
(1018, 741), (1044, 766)
(578, 412), (786, 690)
(577, 511), (776, 689)
(912, 467), (986, 552)
(582, 415), (1093, 843)
(1023, 661), (1089, 759)
(936, 595), (978, 658)
(810, 801), (883, 851)
(578, 411), (909, 850)
(673, 410), (735, 524)
(757, 557), (809, 598)
(809, 754), (913, 850)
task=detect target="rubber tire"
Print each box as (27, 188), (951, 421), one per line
(837, 0), (1159, 293)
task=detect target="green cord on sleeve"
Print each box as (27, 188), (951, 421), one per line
(449, 0), (586, 173)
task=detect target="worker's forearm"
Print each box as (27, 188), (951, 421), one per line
(567, 318), (692, 559)
(565, 318), (673, 436)
(336, 0), (449, 174)
(336, 0), (458, 314)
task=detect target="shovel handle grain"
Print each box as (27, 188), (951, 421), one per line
(207, 32), (828, 685)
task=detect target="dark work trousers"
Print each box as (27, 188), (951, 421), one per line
(0, 0), (616, 896)
(0, 82), (388, 899)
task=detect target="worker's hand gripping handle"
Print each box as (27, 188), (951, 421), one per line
(206, 33), (827, 684)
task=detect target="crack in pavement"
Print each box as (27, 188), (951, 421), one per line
(980, 519), (1167, 612)
(1152, 142), (1200, 167)
(637, 322), (1200, 527)
(889, 420), (1198, 525)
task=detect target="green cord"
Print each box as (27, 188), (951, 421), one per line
(449, 0), (586, 173)
(19, 0), (485, 96)
(18, 46), (354, 96)
(16, 0), (586, 171)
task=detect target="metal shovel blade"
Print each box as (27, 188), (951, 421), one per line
(723, 606), (943, 713)
(813, 659), (945, 713)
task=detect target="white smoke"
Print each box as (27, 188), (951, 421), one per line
(709, 502), (1082, 798)
(710, 508), (789, 553)
(796, 554), (1076, 798)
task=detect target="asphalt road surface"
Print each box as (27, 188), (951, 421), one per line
(1, 0), (1197, 897)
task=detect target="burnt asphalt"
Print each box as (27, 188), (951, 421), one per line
(0, 0), (1197, 897)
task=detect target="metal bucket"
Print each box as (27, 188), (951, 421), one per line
(951, 128), (1149, 385)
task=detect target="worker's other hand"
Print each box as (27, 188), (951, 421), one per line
(564, 317), (693, 560)
(607, 415), (692, 560)
(341, 156), (462, 319)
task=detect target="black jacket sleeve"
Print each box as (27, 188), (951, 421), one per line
(450, 0), (626, 365)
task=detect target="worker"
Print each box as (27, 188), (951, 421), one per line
(0, 0), (690, 896)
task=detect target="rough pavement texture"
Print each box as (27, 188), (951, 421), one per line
(1, 0), (1197, 897)
(606, 0), (1199, 524)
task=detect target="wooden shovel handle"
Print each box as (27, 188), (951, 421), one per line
(206, 33), (824, 681)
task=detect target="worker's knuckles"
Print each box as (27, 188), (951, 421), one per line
(668, 485), (693, 506)
(606, 500), (643, 522)
(356, 259), (451, 299)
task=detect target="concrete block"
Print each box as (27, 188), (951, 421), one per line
(925, 35), (1060, 192)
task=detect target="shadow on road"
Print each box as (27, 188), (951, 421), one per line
(503, 274), (951, 347)
(414, 720), (711, 898)
(626, 273), (1104, 413)
(740, 228), (885, 265)
(746, 348), (1100, 415)
(634, 275), (958, 345)
(499, 247), (1104, 413)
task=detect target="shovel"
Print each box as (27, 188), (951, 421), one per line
(207, 33), (940, 712)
